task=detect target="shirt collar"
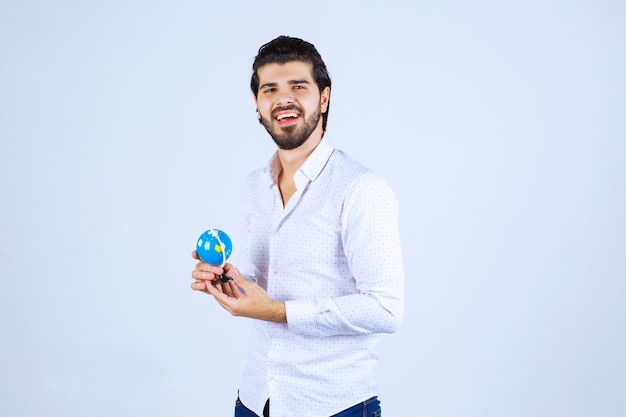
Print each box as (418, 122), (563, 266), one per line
(299, 137), (335, 182)
(266, 137), (335, 184)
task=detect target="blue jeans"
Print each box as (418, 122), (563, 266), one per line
(234, 396), (381, 417)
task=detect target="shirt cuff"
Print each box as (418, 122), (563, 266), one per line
(284, 299), (320, 336)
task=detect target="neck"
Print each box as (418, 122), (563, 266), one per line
(277, 126), (324, 177)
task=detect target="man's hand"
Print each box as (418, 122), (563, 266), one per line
(191, 251), (287, 323)
(191, 250), (224, 289)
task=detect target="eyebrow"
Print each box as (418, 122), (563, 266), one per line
(259, 79), (311, 90)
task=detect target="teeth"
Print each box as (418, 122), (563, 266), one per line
(277, 112), (298, 121)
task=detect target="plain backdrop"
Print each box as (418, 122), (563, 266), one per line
(1, 1), (625, 416)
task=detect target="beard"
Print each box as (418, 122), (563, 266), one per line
(259, 105), (322, 150)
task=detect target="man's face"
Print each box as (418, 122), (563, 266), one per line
(255, 61), (330, 150)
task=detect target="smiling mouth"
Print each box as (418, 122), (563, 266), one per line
(276, 112), (298, 121)
(273, 109), (301, 127)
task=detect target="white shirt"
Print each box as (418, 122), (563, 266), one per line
(238, 138), (404, 417)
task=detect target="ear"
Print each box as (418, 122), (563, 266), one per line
(320, 87), (330, 113)
(253, 95), (261, 119)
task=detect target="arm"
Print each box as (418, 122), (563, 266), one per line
(286, 174), (405, 337)
(191, 252), (287, 323)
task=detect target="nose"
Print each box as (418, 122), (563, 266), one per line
(275, 91), (295, 106)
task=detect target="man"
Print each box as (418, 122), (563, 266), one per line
(191, 36), (404, 417)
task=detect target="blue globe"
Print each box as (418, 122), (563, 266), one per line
(196, 229), (233, 265)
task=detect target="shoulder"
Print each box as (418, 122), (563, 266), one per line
(329, 149), (397, 201)
(245, 165), (272, 188)
(244, 151), (279, 189)
(328, 148), (369, 177)
(344, 172), (398, 216)
(241, 166), (273, 210)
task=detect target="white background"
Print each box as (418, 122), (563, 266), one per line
(1, 1), (625, 416)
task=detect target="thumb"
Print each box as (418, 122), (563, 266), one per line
(229, 267), (248, 287)
(228, 267), (256, 292)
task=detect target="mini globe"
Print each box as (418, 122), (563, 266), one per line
(196, 229), (232, 266)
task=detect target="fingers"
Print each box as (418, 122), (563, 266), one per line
(195, 261), (223, 274)
(202, 276), (243, 311)
(191, 262), (244, 307)
(192, 261), (224, 281)
(220, 281), (236, 297)
(224, 264), (246, 287)
(227, 280), (244, 298)
(204, 279), (230, 301)
(190, 279), (208, 292)
(208, 278), (241, 298)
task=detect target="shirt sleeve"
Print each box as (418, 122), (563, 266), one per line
(285, 173), (405, 336)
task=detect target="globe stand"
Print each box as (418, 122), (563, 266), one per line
(212, 274), (233, 286)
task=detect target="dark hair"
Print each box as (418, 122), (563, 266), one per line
(250, 36), (332, 131)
